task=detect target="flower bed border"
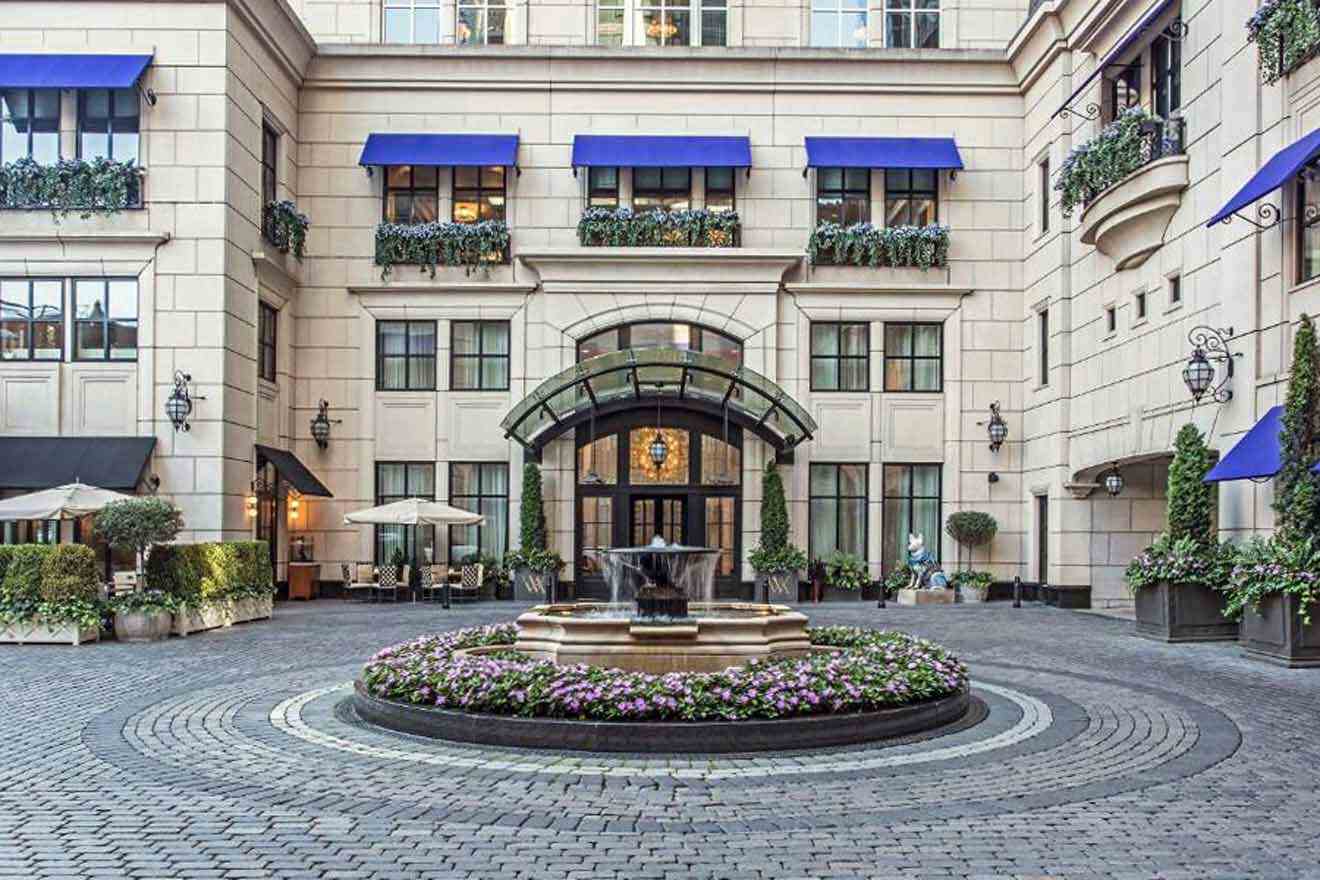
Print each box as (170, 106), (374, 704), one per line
(351, 679), (970, 753)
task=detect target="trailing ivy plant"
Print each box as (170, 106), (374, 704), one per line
(1248, 0), (1320, 86)
(1055, 106), (1165, 216)
(576, 207), (741, 247)
(807, 222), (951, 269)
(263, 200), (310, 260)
(0, 156), (142, 218)
(374, 220), (511, 279)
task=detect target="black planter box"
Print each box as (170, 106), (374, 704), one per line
(1241, 593), (1320, 668)
(513, 570), (559, 603)
(820, 585), (863, 602)
(1040, 584), (1091, 609)
(987, 581), (1039, 602)
(1134, 581), (1237, 643)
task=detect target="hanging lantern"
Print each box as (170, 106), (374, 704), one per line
(310, 399), (340, 449)
(1183, 327), (1238, 404)
(165, 371), (195, 432)
(1102, 463), (1125, 497)
(987, 402), (1009, 453)
(648, 432), (669, 469)
(1182, 347), (1215, 402)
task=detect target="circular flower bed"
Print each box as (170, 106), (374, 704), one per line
(362, 624), (967, 723)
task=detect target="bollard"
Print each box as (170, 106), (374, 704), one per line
(876, 582), (886, 609)
(1013, 575), (1022, 609)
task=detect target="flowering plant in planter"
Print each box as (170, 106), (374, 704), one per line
(808, 222), (951, 269)
(1224, 536), (1320, 624)
(0, 156), (142, 218)
(1249, 0), (1320, 86)
(1055, 107), (1168, 216)
(948, 570), (993, 597)
(577, 207), (740, 247)
(822, 551), (868, 591)
(882, 568), (911, 597)
(263, 200), (310, 259)
(374, 220), (511, 278)
(1125, 534), (1238, 592)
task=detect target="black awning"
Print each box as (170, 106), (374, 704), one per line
(0, 436), (155, 491)
(255, 445), (332, 498)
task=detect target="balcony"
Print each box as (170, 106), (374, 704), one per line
(1076, 117), (1188, 271)
(576, 207), (740, 248)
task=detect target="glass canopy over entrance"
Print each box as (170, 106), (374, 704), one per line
(500, 347), (818, 457)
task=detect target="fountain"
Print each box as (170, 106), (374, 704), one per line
(513, 536), (811, 674)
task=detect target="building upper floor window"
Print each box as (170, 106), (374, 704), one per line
(598, 0), (727, 47)
(458, 0), (506, 44)
(885, 169), (937, 226)
(258, 301), (277, 383)
(811, 322), (869, 391)
(884, 0), (939, 49)
(588, 167), (619, 208)
(383, 165), (439, 225)
(260, 121), (279, 242)
(816, 167), (869, 225)
(78, 89), (139, 164)
(1038, 308), (1050, 386)
(377, 320), (437, 391)
(1, 89), (59, 164)
(811, 0), (868, 48)
(1106, 61), (1141, 123)
(451, 320), (510, 390)
(1039, 157), (1051, 234)
(633, 167), (691, 212)
(1302, 160), (1320, 284)
(73, 279), (137, 361)
(884, 323), (942, 392)
(1153, 33), (1182, 117)
(0, 279), (62, 361)
(384, 0), (441, 43)
(453, 166), (506, 222)
(705, 167), (735, 211)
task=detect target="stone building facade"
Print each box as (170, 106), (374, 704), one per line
(0, 0), (1313, 607)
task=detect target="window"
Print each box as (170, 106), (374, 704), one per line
(1039, 157), (1050, 234)
(578, 322), (742, 367)
(78, 89), (139, 164)
(384, 0), (441, 43)
(1153, 31), (1182, 118)
(376, 462), (435, 564)
(1169, 274), (1182, 305)
(588, 167), (619, 208)
(884, 323), (942, 392)
(811, 0), (868, 48)
(457, 0), (506, 44)
(1106, 305), (1117, 335)
(383, 166), (439, 224)
(633, 167), (691, 212)
(1107, 62), (1140, 122)
(1, 89), (59, 164)
(598, 0), (626, 44)
(882, 464), (941, 576)
(1038, 308), (1050, 386)
(700, 0), (728, 46)
(450, 320), (510, 390)
(449, 462), (509, 564)
(1301, 163), (1320, 283)
(453, 166), (506, 222)
(72, 279), (137, 361)
(0, 279), (62, 361)
(884, 169), (937, 226)
(705, 167), (735, 212)
(596, 0), (725, 46)
(579, 496), (614, 575)
(641, 0), (691, 45)
(809, 463), (867, 561)
(377, 320), (437, 390)
(258, 302), (277, 382)
(816, 167), (870, 225)
(261, 121), (278, 241)
(884, 0), (939, 49)
(811, 322), (869, 391)
(705, 496), (736, 576)
(1135, 291), (1148, 321)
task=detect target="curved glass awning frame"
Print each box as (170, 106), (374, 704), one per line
(501, 348), (817, 455)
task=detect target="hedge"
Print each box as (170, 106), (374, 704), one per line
(144, 541), (273, 607)
(0, 544), (102, 627)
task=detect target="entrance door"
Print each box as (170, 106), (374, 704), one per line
(632, 496), (686, 546)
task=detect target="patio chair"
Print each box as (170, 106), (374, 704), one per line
(375, 565), (409, 603)
(451, 563), (484, 603)
(419, 565), (449, 602)
(343, 563), (375, 602)
(110, 570), (138, 599)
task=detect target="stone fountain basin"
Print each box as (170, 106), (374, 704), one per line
(513, 602), (811, 674)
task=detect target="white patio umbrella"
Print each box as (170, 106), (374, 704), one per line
(0, 483), (135, 522)
(344, 498), (484, 608)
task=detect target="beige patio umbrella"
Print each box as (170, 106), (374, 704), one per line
(344, 498), (484, 608)
(0, 483), (135, 522)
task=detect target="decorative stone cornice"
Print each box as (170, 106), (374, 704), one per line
(517, 247), (803, 293)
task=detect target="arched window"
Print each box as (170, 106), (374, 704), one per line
(577, 322), (742, 368)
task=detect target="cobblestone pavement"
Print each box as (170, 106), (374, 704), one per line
(2, 599), (1318, 880)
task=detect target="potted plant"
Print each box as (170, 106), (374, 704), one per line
(110, 589), (177, 642)
(819, 551), (867, 602)
(950, 570), (994, 604)
(748, 461), (807, 601)
(94, 498), (184, 579)
(509, 462), (561, 601)
(945, 512), (998, 569)
(0, 545), (105, 646)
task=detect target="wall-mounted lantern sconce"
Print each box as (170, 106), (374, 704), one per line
(287, 493), (301, 522)
(988, 472), (1001, 484)
(245, 493), (258, 518)
(983, 401), (1009, 453)
(1183, 326), (1240, 404)
(310, 399), (342, 450)
(165, 371), (204, 432)
(1102, 462), (1125, 497)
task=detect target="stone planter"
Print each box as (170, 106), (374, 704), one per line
(114, 609), (173, 643)
(1134, 581), (1237, 643)
(758, 570), (799, 603)
(513, 568), (557, 602)
(0, 619), (100, 646)
(898, 588), (955, 606)
(173, 602), (231, 637)
(233, 596), (274, 624)
(1240, 593), (1320, 668)
(958, 587), (989, 604)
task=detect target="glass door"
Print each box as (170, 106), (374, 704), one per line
(632, 496), (686, 546)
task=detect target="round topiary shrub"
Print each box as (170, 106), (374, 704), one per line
(38, 545), (99, 604)
(945, 512), (999, 549)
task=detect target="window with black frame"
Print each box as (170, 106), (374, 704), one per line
(383, 165), (439, 224)
(1153, 31), (1182, 118)
(453, 166), (506, 223)
(450, 320), (510, 390)
(885, 169), (937, 226)
(882, 464), (941, 575)
(816, 167), (870, 225)
(883, 323), (942, 392)
(449, 462), (509, 564)
(588, 167), (619, 208)
(258, 301), (277, 383)
(1, 89), (59, 165)
(0, 279), (63, 361)
(705, 167), (735, 212)
(261, 121), (278, 240)
(884, 0), (939, 49)
(809, 463), (867, 561)
(1300, 161), (1320, 283)
(1107, 62), (1141, 123)
(633, 167), (691, 212)
(375, 462), (435, 564)
(78, 88), (140, 165)
(73, 279), (137, 361)
(377, 320), (437, 390)
(811, 322), (869, 392)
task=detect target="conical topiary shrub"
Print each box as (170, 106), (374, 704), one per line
(1166, 423), (1215, 548)
(1275, 314), (1320, 543)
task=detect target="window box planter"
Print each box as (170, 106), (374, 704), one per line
(374, 220), (511, 278)
(1078, 154), (1189, 270)
(1134, 581), (1238, 643)
(577, 207), (740, 248)
(808, 222), (950, 270)
(1249, 0), (1320, 86)
(0, 157), (143, 215)
(0, 619), (100, 646)
(1240, 593), (1320, 668)
(114, 609), (173, 643)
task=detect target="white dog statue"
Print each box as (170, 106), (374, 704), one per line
(906, 533), (950, 590)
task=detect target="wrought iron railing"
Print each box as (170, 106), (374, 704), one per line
(1081, 116), (1186, 210)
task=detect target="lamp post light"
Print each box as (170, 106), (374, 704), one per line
(310, 399), (342, 449)
(1102, 462), (1125, 497)
(1183, 326), (1239, 404)
(165, 371), (203, 432)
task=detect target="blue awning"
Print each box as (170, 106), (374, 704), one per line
(571, 135), (752, 168)
(1204, 406), (1284, 483)
(804, 136), (964, 170)
(0, 53), (153, 89)
(1052, 0), (1176, 119)
(1206, 128), (1320, 226)
(358, 133), (520, 168)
